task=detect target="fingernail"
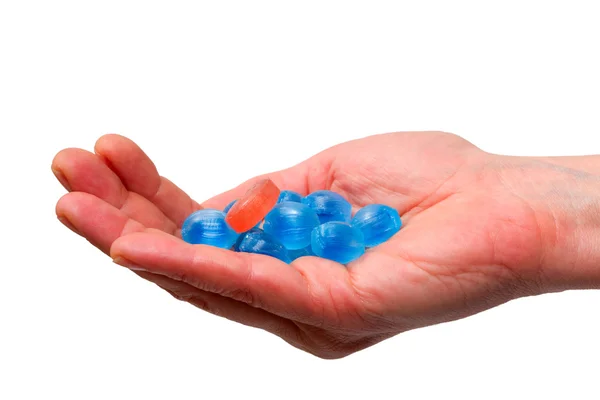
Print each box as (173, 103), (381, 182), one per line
(52, 167), (72, 191)
(113, 256), (146, 272)
(57, 216), (80, 235)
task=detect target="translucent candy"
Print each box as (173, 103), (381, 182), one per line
(277, 190), (303, 203)
(234, 228), (291, 263)
(225, 179), (280, 233)
(181, 209), (239, 249)
(224, 199), (260, 229)
(288, 246), (314, 261)
(351, 204), (402, 247)
(301, 190), (352, 224)
(263, 201), (320, 250)
(223, 200), (237, 214)
(311, 221), (365, 264)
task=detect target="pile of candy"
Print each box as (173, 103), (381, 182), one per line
(181, 179), (402, 264)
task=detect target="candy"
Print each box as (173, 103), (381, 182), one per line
(225, 179), (280, 233)
(234, 228), (291, 263)
(223, 199), (237, 214)
(181, 209), (239, 249)
(263, 201), (320, 250)
(224, 199), (261, 229)
(183, 182), (402, 265)
(302, 190), (352, 223)
(277, 190), (303, 203)
(311, 221), (365, 264)
(351, 204), (402, 247)
(288, 246), (314, 261)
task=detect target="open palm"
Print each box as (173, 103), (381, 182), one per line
(53, 131), (547, 358)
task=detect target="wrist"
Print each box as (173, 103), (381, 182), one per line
(499, 155), (600, 290)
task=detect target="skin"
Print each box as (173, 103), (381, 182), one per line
(51, 131), (600, 359)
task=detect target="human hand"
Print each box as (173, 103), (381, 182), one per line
(52, 132), (600, 358)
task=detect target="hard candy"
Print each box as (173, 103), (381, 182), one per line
(351, 204), (402, 247)
(224, 199), (261, 229)
(223, 199), (237, 214)
(181, 209), (239, 249)
(234, 228), (291, 263)
(277, 190), (303, 203)
(263, 201), (320, 250)
(225, 179), (280, 233)
(288, 246), (314, 261)
(311, 221), (365, 264)
(301, 190), (352, 224)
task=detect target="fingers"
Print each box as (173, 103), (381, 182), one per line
(93, 134), (161, 197)
(52, 148), (177, 234)
(110, 230), (326, 326)
(94, 134), (202, 227)
(56, 192), (146, 254)
(52, 148), (127, 207)
(133, 271), (307, 348)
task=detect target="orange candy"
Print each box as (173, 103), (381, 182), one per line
(225, 179), (280, 233)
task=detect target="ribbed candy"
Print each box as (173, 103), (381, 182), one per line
(277, 190), (303, 203)
(223, 200), (237, 214)
(301, 190), (352, 223)
(225, 179), (280, 233)
(311, 221), (365, 264)
(224, 199), (261, 229)
(263, 202), (320, 250)
(351, 204), (402, 247)
(288, 246), (314, 261)
(181, 209), (239, 249)
(234, 228), (291, 263)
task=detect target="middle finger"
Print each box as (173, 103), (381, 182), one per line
(52, 148), (177, 234)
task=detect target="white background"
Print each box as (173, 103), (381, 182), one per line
(1, 1), (599, 399)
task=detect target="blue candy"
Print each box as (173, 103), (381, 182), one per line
(288, 246), (314, 261)
(301, 190), (352, 223)
(223, 199), (237, 214)
(277, 190), (303, 203)
(263, 201), (320, 250)
(311, 221), (365, 264)
(234, 228), (291, 263)
(351, 204), (402, 247)
(181, 209), (239, 249)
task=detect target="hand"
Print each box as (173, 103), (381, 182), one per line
(52, 132), (600, 358)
